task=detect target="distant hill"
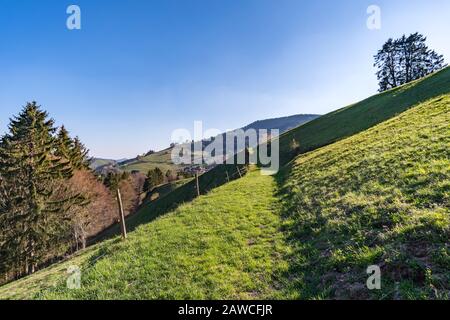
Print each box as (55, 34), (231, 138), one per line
(89, 158), (117, 171)
(242, 114), (319, 133)
(118, 113), (320, 174)
(119, 148), (180, 174)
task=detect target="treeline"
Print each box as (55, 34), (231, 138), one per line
(374, 32), (446, 92)
(0, 102), (143, 284)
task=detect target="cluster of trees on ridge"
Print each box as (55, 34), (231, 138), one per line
(374, 33), (446, 92)
(142, 168), (180, 193)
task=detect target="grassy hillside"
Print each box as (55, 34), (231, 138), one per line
(145, 178), (193, 202)
(89, 158), (117, 170)
(3, 93), (445, 300)
(0, 69), (449, 299)
(94, 165), (247, 242)
(120, 148), (181, 173)
(112, 67), (450, 240)
(0, 242), (107, 300)
(276, 67), (450, 165)
(278, 95), (449, 299)
(120, 61), (450, 176)
(118, 114), (320, 174)
(43, 169), (288, 299)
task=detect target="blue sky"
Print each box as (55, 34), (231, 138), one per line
(0, 0), (449, 158)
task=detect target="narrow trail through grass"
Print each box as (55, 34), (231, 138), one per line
(39, 168), (289, 299)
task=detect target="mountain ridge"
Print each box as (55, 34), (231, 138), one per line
(92, 113), (320, 173)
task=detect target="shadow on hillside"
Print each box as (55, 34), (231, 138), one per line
(272, 159), (381, 299)
(271, 128), (450, 300)
(271, 161), (321, 299)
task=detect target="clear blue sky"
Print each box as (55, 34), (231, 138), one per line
(0, 0), (449, 159)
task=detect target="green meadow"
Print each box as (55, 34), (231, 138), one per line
(0, 68), (449, 300)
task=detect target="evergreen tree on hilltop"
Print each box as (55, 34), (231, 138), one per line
(70, 136), (90, 170)
(55, 126), (90, 170)
(55, 125), (73, 162)
(0, 102), (79, 276)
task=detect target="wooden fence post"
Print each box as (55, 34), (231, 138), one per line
(236, 166), (242, 178)
(195, 173), (200, 197)
(116, 189), (127, 239)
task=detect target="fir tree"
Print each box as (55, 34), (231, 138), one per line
(70, 137), (90, 170)
(143, 167), (165, 192)
(104, 172), (122, 191)
(55, 127), (90, 170)
(150, 167), (164, 186)
(55, 126), (73, 162)
(0, 102), (80, 276)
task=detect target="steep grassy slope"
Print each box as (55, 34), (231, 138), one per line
(278, 95), (449, 299)
(145, 177), (193, 202)
(109, 67), (450, 240)
(94, 165), (247, 242)
(277, 67), (450, 165)
(1, 69), (449, 300)
(120, 148), (181, 173)
(0, 167), (242, 299)
(40, 169), (288, 299)
(1, 94), (447, 300)
(0, 242), (107, 299)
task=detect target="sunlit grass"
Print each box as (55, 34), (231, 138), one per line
(41, 168), (289, 299)
(278, 96), (449, 299)
(0, 68), (449, 300)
